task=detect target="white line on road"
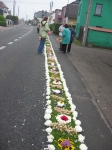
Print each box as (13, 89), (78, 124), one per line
(19, 37), (22, 38)
(8, 42), (13, 45)
(0, 46), (6, 50)
(14, 39), (18, 41)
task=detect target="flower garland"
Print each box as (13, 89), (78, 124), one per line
(44, 38), (88, 150)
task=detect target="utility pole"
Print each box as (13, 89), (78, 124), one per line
(13, 0), (16, 16)
(82, 0), (92, 46)
(18, 6), (19, 18)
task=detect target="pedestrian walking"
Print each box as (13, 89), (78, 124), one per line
(61, 24), (71, 53)
(67, 24), (76, 53)
(58, 22), (65, 50)
(37, 22), (40, 33)
(37, 17), (50, 54)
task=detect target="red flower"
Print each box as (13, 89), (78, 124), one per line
(61, 115), (68, 121)
(56, 80), (59, 82)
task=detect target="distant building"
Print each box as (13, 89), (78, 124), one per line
(34, 10), (49, 22)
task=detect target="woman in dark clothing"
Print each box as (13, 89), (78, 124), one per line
(67, 24), (76, 53)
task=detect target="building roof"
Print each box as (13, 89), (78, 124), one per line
(0, 1), (8, 9)
(65, 4), (78, 18)
(88, 26), (112, 33)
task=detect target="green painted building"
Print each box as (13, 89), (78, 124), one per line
(76, 0), (112, 48)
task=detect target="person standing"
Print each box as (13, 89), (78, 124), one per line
(67, 24), (76, 53)
(37, 17), (50, 54)
(37, 22), (40, 33)
(61, 24), (71, 53)
(59, 22), (65, 50)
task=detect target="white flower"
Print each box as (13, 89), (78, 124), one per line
(46, 100), (51, 105)
(47, 135), (54, 139)
(48, 145), (55, 150)
(45, 108), (52, 114)
(79, 144), (88, 150)
(53, 81), (62, 85)
(56, 114), (71, 124)
(46, 127), (52, 134)
(46, 96), (50, 99)
(48, 138), (53, 143)
(70, 104), (76, 111)
(75, 125), (82, 132)
(75, 120), (81, 126)
(52, 89), (61, 94)
(47, 105), (52, 109)
(44, 114), (51, 120)
(78, 134), (85, 143)
(44, 120), (52, 126)
(73, 111), (78, 117)
(57, 101), (65, 107)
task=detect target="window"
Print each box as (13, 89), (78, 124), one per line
(58, 11), (61, 15)
(95, 4), (103, 15)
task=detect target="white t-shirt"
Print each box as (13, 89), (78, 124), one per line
(59, 25), (65, 37)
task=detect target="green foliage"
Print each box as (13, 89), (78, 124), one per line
(72, 24), (76, 29)
(0, 21), (6, 27)
(49, 23), (61, 35)
(0, 14), (6, 22)
(6, 15), (18, 25)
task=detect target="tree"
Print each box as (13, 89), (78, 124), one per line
(6, 15), (18, 25)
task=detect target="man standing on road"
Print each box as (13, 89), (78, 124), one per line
(37, 22), (40, 33)
(59, 22), (65, 50)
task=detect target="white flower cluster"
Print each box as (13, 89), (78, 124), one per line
(44, 37), (88, 150)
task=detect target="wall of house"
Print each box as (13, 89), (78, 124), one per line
(62, 6), (66, 22)
(89, 0), (112, 29)
(54, 10), (62, 23)
(76, 0), (112, 37)
(87, 29), (112, 48)
(75, 0), (88, 37)
(68, 18), (77, 25)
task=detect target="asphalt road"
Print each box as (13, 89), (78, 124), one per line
(0, 25), (47, 150)
(0, 25), (112, 150)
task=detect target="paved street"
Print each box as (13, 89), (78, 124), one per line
(0, 25), (112, 150)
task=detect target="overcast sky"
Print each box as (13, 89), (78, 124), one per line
(3, 0), (75, 20)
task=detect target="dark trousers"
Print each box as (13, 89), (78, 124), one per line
(38, 38), (46, 53)
(37, 28), (39, 33)
(62, 44), (67, 53)
(67, 41), (72, 52)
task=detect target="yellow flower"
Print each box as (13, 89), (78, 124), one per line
(58, 138), (75, 150)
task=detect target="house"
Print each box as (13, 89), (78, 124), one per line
(65, 3), (79, 24)
(76, 0), (112, 48)
(34, 10), (49, 23)
(0, 1), (9, 18)
(60, 0), (80, 24)
(54, 9), (62, 23)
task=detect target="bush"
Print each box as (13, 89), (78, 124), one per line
(49, 23), (61, 35)
(0, 14), (6, 22)
(0, 21), (6, 27)
(72, 24), (76, 29)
